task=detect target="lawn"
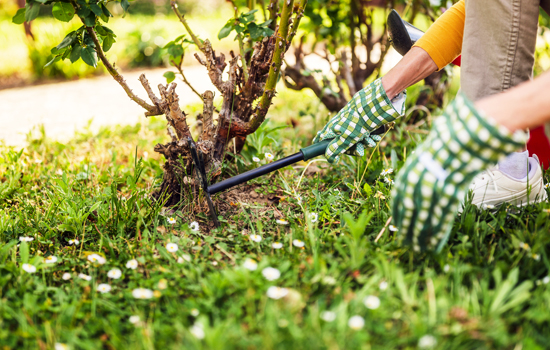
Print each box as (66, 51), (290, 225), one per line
(1, 84), (550, 349)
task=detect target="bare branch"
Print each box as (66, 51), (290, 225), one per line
(170, 0), (204, 52)
(83, 26), (160, 116)
(171, 59), (204, 102)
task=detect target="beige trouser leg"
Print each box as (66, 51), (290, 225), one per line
(462, 0), (550, 139)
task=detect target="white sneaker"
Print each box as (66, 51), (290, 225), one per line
(468, 155), (548, 209)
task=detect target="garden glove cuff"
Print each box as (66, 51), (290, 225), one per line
(391, 93), (527, 252)
(313, 78), (406, 163)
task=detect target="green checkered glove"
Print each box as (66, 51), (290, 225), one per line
(313, 78), (406, 163)
(391, 93), (527, 252)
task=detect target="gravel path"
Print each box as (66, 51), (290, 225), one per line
(0, 66), (215, 146)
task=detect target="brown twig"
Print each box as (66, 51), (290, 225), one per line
(170, 0), (204, 52)
(171, 59), (204, 102)
(82, 26), (160, 116)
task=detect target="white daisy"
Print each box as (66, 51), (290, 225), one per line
(418, 335), (437, 349)
(543, 276), (550, 284)
(190, 323), (205, 339)
(55, 343), (69, 350)
(266, 286), (289, 300)
(212, 261), (218, 266)
(87, 254), (106, 265)
(292, 240), (305, 248)
(389, 225), (398, 232)
(250, 234), (262, 242)
(243, 258), (258, 271)
(167, 217), (177, 225)
(129, 315), (140, 324)
(62, 273), (71, 280)
(132, 288), (154, 299)
(309, 212), (318, 223)
(381, 168), (393, 176)
(166, 243), (179, 252)
(272, 242), (283, 249)
(107, 268), (122, 279)
(68, 239), (80, 245)
(189, 221), (200, 231)
(97, 283), (112, 293)
(379, 281), (389, 291)
(265, 153), (274, 161)
(126, 259), (138, 269)
(363, 295), (381, 310)
(78, 273), (92, 281)
(348, 315), (365, 330)
(276, 219), (289, 225)
(22, 263), (36, 273)
(384, 177), (394, 184)
(19, 236), (34, 242)
(532, 254), (541, 261)
(253, 156), (261, 163)
(320, 311), (336, 322)
(262, 267), (281, 281)
(45, 256), (58, 264)
(443, 264), (450, 273)
(545, 183), (549, 189)
(190, 308), (200, 317)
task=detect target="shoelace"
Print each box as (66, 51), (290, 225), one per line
(471, 167), (499, 193)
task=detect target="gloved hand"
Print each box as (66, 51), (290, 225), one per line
(391, 93), (527, 252)
(313, 78), (406, 163)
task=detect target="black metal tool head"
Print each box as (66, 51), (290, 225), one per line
(387, 9), (425, 56)
(188, 137), (220, 227)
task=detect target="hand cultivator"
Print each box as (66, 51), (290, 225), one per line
(189, 127), (387, 226)
(190, 9), (455, 227)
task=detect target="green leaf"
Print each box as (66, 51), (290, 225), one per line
(101, 3), (112, 17)
(12, 8), (26, 25)
(163, 71), (176, 84)
(234, 24), (245, 34)
(56, 32), (76, 50)
(167, 44), (183, 58)
(52, 2), (75, 22)
(218, 22), (233, 40)
(89, 3), (103, 17)
(83, 31), (95, 48)
(70, 44), (82, 63)
(102, 35), (115, 52)
(244, 9), (258, 16)
(363, 183), (372, 196)
(25, 2), (40, 23)
(83, 12), (96, 27)
(44, 55), (61, 68)
(247, 22), (263, 40)
(121, 0), (129, 13)
(81, 46), (97, 67)
(77, 7), (90, 18)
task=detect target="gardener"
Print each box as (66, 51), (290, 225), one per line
(314, 0), (550, 250)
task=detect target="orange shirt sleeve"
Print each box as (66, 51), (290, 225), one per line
(414, 0), (465, 70)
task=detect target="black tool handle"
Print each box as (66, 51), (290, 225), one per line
(207, 125), (387, 195)
(207, 151), (306, 195)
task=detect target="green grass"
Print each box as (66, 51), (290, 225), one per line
(1, 86), (550, 349)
